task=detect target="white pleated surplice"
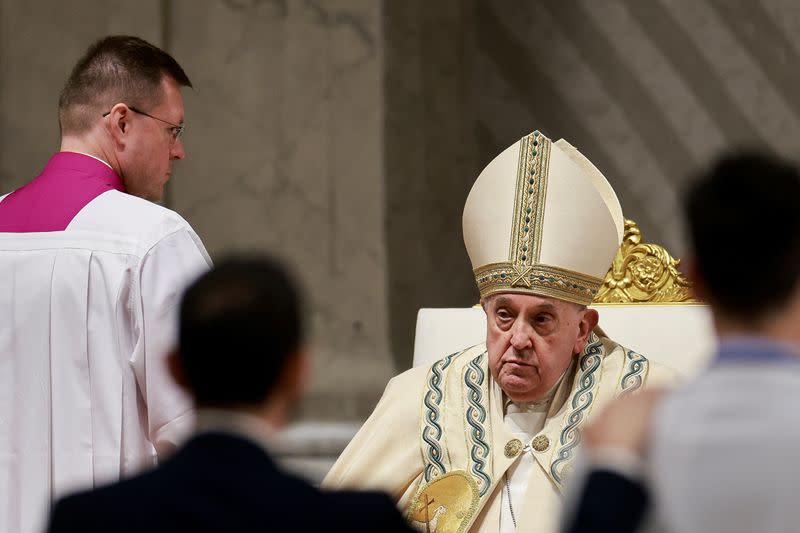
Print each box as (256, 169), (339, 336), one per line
(0, 190), (211, 533)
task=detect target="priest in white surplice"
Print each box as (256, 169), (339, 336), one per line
(323, 130), (676, 533)
(0, 37), (210, 533)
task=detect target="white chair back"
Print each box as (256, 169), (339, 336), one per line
(412, 304), (716, 377)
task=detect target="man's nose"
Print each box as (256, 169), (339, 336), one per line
(171, 137), (186, 160)
(509, 320), (533, 350)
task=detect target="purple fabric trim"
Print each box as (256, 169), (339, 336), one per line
(0, 152), (125, 232)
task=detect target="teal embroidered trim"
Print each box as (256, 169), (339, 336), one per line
(421, 352), (458, 482)
(620, 349), (648, 396)
(464, 352), (491, 496)
(550, 333), (604, 487)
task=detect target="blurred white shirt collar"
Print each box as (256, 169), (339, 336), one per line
(195, 408), (275, 453)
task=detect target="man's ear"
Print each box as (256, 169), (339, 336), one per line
(573, 307), (599, 355)
(279, 348), (310, 404)
(259, 349), (310, 429)
(104, 103), (131, 149)
(167, 349), (189, 390)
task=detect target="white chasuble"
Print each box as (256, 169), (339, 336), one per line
(325, 334), (678, 533)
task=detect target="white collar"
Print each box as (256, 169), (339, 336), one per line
(67, 151), (113, 170)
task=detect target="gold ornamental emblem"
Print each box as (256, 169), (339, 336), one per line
(531, 435), (550, 452)
(406, 471), (480, 533)
(504, 438), (523, 458)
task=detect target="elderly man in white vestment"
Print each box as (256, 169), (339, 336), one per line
(323, 130), (676, 533)
(0, 36), (210, 533)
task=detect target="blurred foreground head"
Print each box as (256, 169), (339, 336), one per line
(685, 153), (800, 326)
(173, 255), (305, 415)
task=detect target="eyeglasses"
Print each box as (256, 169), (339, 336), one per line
(102, 106), (185, 141)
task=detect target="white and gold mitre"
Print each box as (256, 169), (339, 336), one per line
(463, 130), (624, 305)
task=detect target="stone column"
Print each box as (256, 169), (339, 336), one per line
(383, 0), (480, 370)
(169, 0), (392, 420)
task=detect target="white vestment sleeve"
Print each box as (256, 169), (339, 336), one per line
(131, 227), (212, 457)
(322, 367), (427, 503)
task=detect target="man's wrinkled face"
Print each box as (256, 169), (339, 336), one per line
(483, 293), (597, 403)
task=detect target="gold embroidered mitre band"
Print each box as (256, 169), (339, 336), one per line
(463, 131), (624, 305)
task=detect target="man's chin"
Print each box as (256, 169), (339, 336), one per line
(499, 376), (541, 400)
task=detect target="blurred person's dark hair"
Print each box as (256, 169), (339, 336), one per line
(685, 152), (800, 320)
(177, 255), (304, 408)
(58, 35), (192, 135)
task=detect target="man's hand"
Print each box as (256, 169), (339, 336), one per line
(582, 389), (667, 458)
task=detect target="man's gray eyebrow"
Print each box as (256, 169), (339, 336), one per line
(492, 297), (557, 312)
(494, 296), (511, 306)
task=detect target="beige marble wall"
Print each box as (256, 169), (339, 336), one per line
(383, 0), (480, 369)
(169, 0), (392, 419)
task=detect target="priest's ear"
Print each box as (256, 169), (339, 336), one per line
(270, 347), (310, 409)
(102, 103), (132, 149)
(167, 349), (189, 392)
